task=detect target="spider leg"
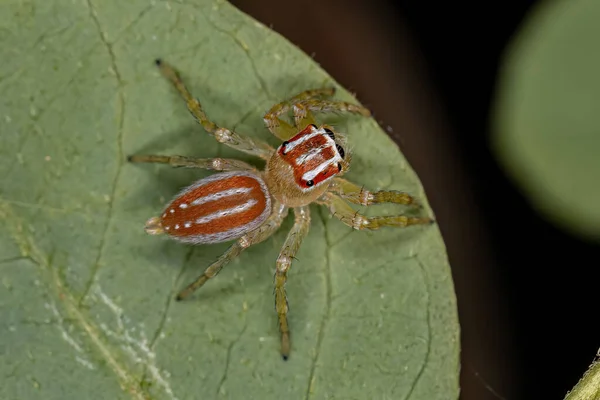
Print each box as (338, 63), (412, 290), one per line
(176, 202), (288, 300)
(318, 193), (432, 230)
(291, 98), (371, 137)
(274, 205), (311, 360)
(329, 177), (420, 207)
(128, 154), (256, 172)
(263, 88), (335, 140)
(294, 99), (371, 123)
(156, 59), (274, 160)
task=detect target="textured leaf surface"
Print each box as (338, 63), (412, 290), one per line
(0, 1), (459, 399)
(493, 0), (600, 241)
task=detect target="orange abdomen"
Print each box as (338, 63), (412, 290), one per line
(159, 171), (271, 244)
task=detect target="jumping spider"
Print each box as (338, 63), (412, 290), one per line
(128, 59), (433, 360)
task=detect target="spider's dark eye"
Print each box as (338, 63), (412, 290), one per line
(305, 180), (314, 187)
(324, 128), (335, 140)
(337, 163), (342, 172)
(281, 141), (289, 155)
(336, 144), (345, 159)
(309, 124), (318, 130)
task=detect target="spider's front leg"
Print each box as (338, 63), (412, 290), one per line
(263, 88), (334, 139)
(263, 88), (371, 140)
(176, 202), (288, 300)
(273, 205), (311, 360)
(155, 59), (274, 160)
(319, 193), (432, 230)
(329, 177), (421, 207)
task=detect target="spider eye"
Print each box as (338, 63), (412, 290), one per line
(305, 180), (314, 187)
(281, 141), (289, 155)
(324, 128), (335, 140)
(309, 124), (318, 130)
(337, 163), (342, 172)
(336, 144), (345, 159)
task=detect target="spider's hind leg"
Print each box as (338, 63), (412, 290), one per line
(176, 203), (289, 301)
(273, 206), (311, 360)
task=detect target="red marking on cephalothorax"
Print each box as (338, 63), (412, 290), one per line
(278, 125), (342, 189)
(160, 172), (271, 243)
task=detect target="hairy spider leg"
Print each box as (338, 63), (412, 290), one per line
(329, 177), (421, 207)
(319, 193), (433, 230)
(264, 88), (335, 140)
(128, 155), (256, 172)
(292, 99), (371, 130)
(274, 205), (311, 360)
(176, 203), (288, 300)
(155, 59), (274, 160)
(264, 87), (371, 140)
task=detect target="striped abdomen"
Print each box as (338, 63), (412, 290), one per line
(150, 171), (271, 244)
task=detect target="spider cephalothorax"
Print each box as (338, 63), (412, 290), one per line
(129, 59), (433, 360)
(265, 123), (349, 207)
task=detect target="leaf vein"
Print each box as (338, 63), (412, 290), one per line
(168, 0), (275, 100)
(80, 0), (127, 304)
(0, 202), (150, 400)
(216, 322), (248, 398)
(0, 197), (143, 227)
(304, 207), (333, 400)
(111, 3), (157, 45)
(402, 257), (432, 400)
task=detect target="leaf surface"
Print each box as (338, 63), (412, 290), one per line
(0, 1), (459, 399)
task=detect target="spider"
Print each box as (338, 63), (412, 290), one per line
(128, 59), (433, 360)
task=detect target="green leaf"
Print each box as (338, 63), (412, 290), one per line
(0, 0), (459, 399)
(565, 355), (600, 400)
(492, 0), (600, 241)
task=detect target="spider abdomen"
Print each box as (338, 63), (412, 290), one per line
(153, 171), (271, 244)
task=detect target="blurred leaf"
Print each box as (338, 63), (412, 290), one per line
(493, 0), (600, 240)
(0, 0), (458, 399)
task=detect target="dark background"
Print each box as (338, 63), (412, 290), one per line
(230, 1), (600, 399)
